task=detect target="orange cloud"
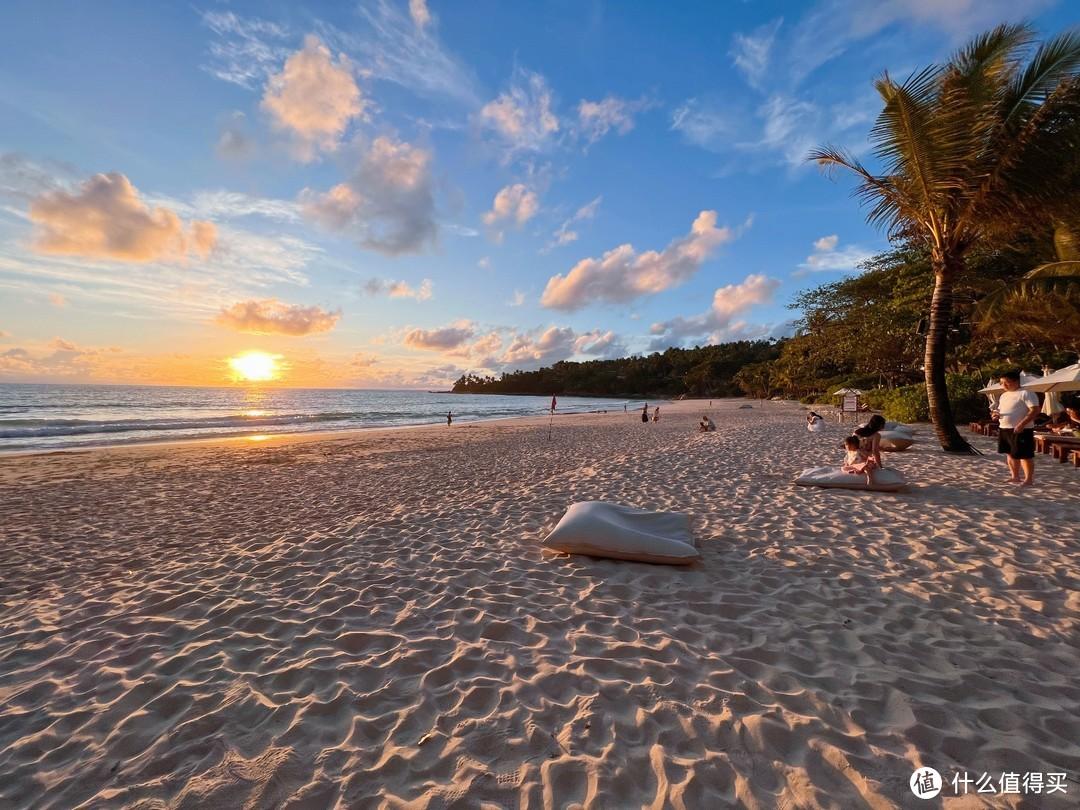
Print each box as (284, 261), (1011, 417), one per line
(215, 299), (341, 336)
(262, 34), (364, 161)
(29, 173), (217, 262)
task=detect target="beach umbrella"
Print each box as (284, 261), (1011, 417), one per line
(977, 371), (1042, 394)
(1022, 363), (1080, 393)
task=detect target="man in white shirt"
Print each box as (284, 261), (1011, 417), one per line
(991, 370), (1041, 486)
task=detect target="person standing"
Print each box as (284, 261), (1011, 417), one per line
(447, 411), (453, 427)
(550, 394), (557, 415)
(992, 370), (1040, 486)
(653, 406), (661, 423)
(641, 403), (649, 423)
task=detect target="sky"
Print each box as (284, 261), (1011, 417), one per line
(0, 0), (1072, 388)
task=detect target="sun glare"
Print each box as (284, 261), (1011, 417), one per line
(228, 351), (282, 382)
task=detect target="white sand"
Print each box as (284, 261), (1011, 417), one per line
(1, 399), (1078, 808)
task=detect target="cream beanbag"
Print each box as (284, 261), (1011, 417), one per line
(878, 430), (914, 451)
(807, 420), (826, 433)
(542, 501), (699, 565)
(794, 466), (908, 492)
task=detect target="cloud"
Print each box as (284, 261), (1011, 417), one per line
(301, 136), (437, 255)
(480, 68), (560, 158)
(403, 321), (475, 351)
(0, 337), (121, 380)
(28, 172), (218, 262)
(0, 330), (10, 339)
(797, 236), (875, 274)
(670, 99), (733, 149)
(477, 256), (491, 270)
(813, 234), (838, 251)
(541, 211), (743, 311)
(409, 0), (432, 29)
(215, 298), (340, 336)
(787, 0), (1053, 83)
(317, 0), (479, 106)
(649, 274), (781, 347)
(261, 34), (364, 161)
(482, 184), (539, 239)
(730, 19), (783, 89)
(200, 11), (291, 90)
(48, 293), (67, 308)
(576, 96), (650, 145)
(548, 195), (601, 250)
(188, 190), (301, 223)
(216, 111), (257, 160)
(362, 278), (433, 300)
(508, 290), (525, 307)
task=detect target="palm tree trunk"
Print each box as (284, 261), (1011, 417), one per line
(925, 256), (973, 452)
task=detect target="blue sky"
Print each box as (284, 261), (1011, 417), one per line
(0, 0), (1072, 386)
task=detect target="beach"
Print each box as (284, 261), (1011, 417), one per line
(1, 398), (1078, 808)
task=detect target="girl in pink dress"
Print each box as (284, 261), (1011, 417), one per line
(842, 435), (878, 484)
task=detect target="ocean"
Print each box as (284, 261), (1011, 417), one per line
(0, 384), (635, 453)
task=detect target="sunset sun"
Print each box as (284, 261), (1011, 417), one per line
(228, 351), (282, 382)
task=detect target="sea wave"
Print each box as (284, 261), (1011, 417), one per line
(0, 412), (362, 439)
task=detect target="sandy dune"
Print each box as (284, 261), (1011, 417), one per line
(1, 399), (1078, 808)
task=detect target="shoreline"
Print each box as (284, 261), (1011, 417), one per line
(0, 398), (687, 459)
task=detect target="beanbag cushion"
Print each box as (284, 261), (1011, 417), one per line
(794, 466), (908, 492)
(807, 420), (826, 433)
(542, 501), (699, 565)
(878, 430), (914, 451)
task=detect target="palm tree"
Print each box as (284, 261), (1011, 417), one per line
(810, 24), (1080, 451)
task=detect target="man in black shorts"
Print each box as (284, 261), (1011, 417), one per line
(991, 370), (1040, 486)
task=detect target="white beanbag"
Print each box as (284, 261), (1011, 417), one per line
(807, 420), (826, 433)
(542, 501), (699, 565)
(878, 430), (914, 451)
(794, 466), (908, 492)
(883, 421), (914, 434)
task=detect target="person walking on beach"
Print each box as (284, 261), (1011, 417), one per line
(653, 406), (661, 423)
(992, 370), (1040, 486)
(447, 411), (453, 427)
(550, 394), (557, 415)
(641, 403), (649, 423)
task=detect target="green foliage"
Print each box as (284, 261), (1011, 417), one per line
(452, 341), (782, 398)
(867, 374), (991, 424)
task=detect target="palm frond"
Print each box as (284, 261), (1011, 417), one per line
(1004, 28), (1080, 125)
(871, 68), (943, 226)
(972, 261), (1080, 323)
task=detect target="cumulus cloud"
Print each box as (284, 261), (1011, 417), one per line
(541, 211), (742, 311)
(548, 195), (601, 250)
(813, 234), (838, 251)
(215, 299), (341, 336)
(730, 19), (783, 89)
(363, 278), (433, 300)
(261, 34), (364, 161)
(409, 0), (431, 29)
(0, 337), (121, 380)
(480, 68), (560, 158)
(403, 321), (475, 351)
(28, 172), (218, 263)
(301, 136), (437, 255)
(482, 184), (539, 240)
(797, 236), (874, 274)
(649, 274), (781, 348)
(576, 96), (650, 145)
